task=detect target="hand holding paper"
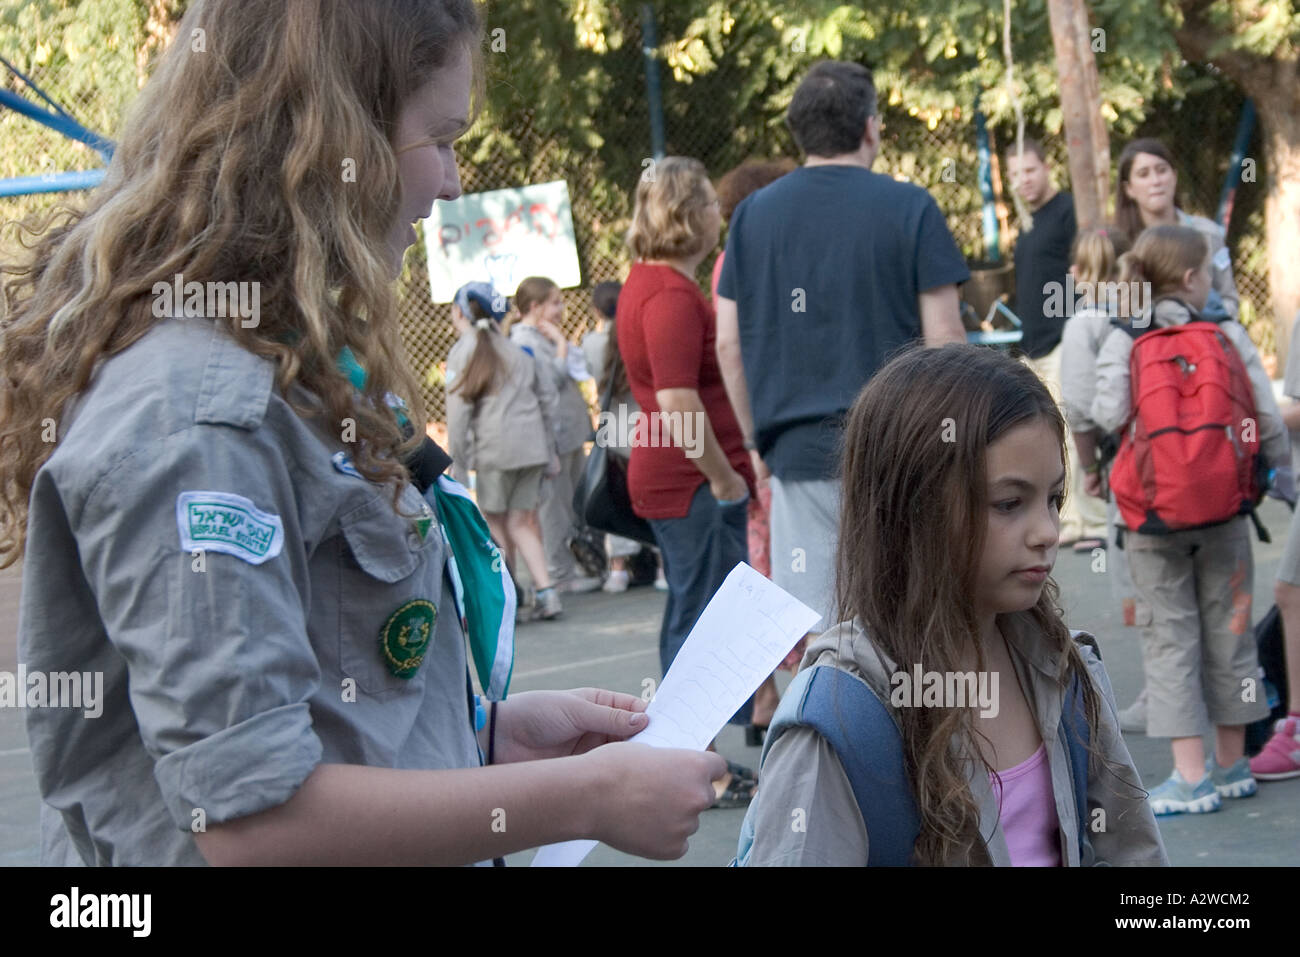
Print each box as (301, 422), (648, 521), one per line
(531, 563), (820, 866)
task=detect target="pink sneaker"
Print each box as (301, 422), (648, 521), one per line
(1249, 717), (1300, 781)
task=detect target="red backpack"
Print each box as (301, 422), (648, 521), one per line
(1108, 300), (1265, 538)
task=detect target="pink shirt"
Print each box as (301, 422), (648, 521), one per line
(989, 744), (1062, 866)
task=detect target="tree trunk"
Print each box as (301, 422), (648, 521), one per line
(1176, 5), (1300, 362)
(1256, 91), (1300, 363)
(1046, 0), (1109, 229)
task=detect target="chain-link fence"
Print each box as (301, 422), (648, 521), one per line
(0, 8), (1274, 430)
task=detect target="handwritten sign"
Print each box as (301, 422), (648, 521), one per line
(422, 180), (582, 302)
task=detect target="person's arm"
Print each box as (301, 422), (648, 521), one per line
(655, 387), (747, 501)
(918, 284), (966, 346)
(913, 197), (972, 347)
(1091, 331), (1132, 434)
(195, 741), (724, 866)
(1282, 399), (1300, 433)
(642, 287), (747, 499)
(1210, 230), (1240, 322)
(743, 727), (868, 866)
(199, 688), (729, 866)
(714, 295), (766, 479)
(1059, 315), (1103, 434)
(529, 349), (560, 467)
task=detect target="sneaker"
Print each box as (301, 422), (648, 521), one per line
(1249, 716), (1300, 781)
(536, 586), (563, 620)
(1147, 769), (1222, 816)
(1206, 755), (1258, 799)
(1119, 688), (1147, 733)
(602, 570), (630, 593)
(654, 572), (669, 592)
(558, 575), (603, 594)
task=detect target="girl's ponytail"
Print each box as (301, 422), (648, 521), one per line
(450, 304), (505, 403)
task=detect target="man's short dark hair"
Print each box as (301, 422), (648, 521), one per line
(591, 281), (621, 320)
(786, 61), (877, 158)
(1005, 137), (1047, 164)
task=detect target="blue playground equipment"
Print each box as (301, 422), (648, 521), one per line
(965, 95), (1022, 350)
(0, 54), (114, 198)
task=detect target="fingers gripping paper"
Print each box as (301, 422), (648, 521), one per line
(530, 562), (820, 866)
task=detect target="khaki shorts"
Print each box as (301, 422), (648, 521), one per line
(1125, 518), (1270, 737)
(475, 465), (545, 514)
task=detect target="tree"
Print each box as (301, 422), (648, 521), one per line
(1047, 0), (1110, 230)
(1173, 0), (1300, 357)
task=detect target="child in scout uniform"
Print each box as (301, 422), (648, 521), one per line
(445, 281), (566, 621)
(738, 345), (1167, 866)
(2, 0), (724, 866)
(508, 276), (601, 593)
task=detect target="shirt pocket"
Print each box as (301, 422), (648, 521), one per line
(335, 486), (444, 697)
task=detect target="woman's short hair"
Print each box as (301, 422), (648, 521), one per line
(626, 156), (714, 261)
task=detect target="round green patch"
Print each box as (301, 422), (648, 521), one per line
(379, 599), (437, 679)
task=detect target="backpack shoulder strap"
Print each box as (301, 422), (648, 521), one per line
(791, 665), (920, 866)
(1062, 631), (1095, 859)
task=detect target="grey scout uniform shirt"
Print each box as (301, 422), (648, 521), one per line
(19, 317), (481, 865)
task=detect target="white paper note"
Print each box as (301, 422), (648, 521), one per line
(530, 562), (820, 866)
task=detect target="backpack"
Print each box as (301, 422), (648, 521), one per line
(1246, 603), (1291, 756)
(1107, 300), (1267, 540)
(733, 635), (1095, 866)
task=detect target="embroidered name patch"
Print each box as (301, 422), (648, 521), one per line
(176, 491), (284, 565)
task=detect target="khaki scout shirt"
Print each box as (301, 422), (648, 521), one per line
(744, 616), (1169, 866)
(19, 317), (481, 865)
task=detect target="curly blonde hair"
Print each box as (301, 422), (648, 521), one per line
(0, 0), (484, 566)
(626, 156), (714, 261)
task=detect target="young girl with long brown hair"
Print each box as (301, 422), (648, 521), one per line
(2, 0), (724, 866)
(740, 344), (1165, 865)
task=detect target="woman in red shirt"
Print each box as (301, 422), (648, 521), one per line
(617, 157), (757, 806)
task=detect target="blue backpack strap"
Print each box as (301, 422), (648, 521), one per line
(1061, 673), (1089, 855)
(732, 664), (918, 867)
(799, 666), (920, 866)
(1062, 631), (1099, 859)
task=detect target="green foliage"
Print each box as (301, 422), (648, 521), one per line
(0, 0), (155, 220)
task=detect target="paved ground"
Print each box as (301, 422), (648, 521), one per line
(1, 499), (1297, 866)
